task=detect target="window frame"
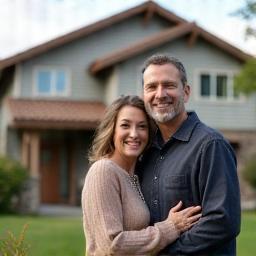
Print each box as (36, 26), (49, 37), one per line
(193, 68), (245, 103)
(33, 66), (71, 97)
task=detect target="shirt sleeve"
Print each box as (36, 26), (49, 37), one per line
(165, 139), (241, 255)
(82, 161), (179, 256)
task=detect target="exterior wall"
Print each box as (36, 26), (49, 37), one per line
(1, 65), (21, 155)
(1, 94), (15, 156)
(104, 67), (119, 105)
(117, 38), (256, 129)
(6, 128), (21, 161)
(18, 15), (171, 103)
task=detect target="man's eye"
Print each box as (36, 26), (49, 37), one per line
(165, 83), (176, 88)
(145, 85), (156, 91)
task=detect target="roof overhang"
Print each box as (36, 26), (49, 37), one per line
(7, 98), (106, 130)
(0, 1), (184, 71)
(90, 22), (196, 75)
(89, 22), (252, 75)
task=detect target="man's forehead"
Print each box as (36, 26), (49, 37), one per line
(143, 64), (181, 81)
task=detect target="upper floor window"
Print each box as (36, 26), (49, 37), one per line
(34, 67), (70, 97)
(197, 70), (239, 101)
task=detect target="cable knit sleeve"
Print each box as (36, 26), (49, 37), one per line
(82, 160), (179, 255)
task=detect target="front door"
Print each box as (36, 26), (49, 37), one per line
(40, 143), (60, 203)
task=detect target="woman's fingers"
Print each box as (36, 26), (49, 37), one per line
(187, 213), (202, 224)
(181, 206), (201, 217)
(170, 201), (183, 213)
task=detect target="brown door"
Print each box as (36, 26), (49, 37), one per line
(40, 143), (60, 203)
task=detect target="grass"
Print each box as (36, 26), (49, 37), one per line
(0, 211), (255, 255)
(237, 211), (256, 255)
(0, 215), (84, 256)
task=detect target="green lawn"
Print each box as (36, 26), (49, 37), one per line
(238, 211), (256, 255)
(0, 215), (84, 256)
(0, 211), (255, 255)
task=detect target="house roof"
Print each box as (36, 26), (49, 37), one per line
(0, 1), (252, 72)
(90, 22), (195, 74)
(0, 1), (185, 70)
(90, 23), (252, 75)
(7, 98), (106, 130)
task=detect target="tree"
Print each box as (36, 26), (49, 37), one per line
(233, 0), (256, 38)
(235, 58), (256, 95)
(233, 0), (256, 94)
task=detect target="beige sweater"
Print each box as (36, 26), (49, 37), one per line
(82, 159), (179, 256)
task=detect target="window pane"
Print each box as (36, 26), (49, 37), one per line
(217, 75), (227, 97)
(200, 74), (210, 96)
(56, 70), (66, 93)
(37, 71), (51, 93)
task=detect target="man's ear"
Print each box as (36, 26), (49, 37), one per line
(183, 84), (190, 103)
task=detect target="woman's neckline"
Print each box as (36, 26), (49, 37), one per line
(103, 158), (136, 177)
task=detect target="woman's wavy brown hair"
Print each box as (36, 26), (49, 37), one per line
(88, 95), (154, 164)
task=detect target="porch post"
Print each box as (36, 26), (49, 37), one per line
(69, 141), (77, 205)
(30, 132), (40, 178)
(20, 131), (41, 213)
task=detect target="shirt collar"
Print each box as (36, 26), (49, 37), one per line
(153, 111), (200, 147)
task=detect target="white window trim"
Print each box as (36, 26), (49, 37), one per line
(193, 68), (246, 104)
(33, 66), (71, 97)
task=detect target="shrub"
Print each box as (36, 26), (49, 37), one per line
(243, 155), (256, 189)
(0, 156), (28, 213)
(0, 224), (30, 256)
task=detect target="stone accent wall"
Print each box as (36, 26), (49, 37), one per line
(18, 177), (40, 214)
(222, 130), (256, 208)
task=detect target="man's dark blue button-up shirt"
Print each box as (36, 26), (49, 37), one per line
(137, 112), (241, 256)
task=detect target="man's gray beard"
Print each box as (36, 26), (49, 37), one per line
(149, 108), (177, 123)
(145, 98), (184, 123)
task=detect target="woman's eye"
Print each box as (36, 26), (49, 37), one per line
(139, 124), (147, 129)
(120, 123), (129, 128)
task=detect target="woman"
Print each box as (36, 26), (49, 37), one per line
(82, 95), (201, 256)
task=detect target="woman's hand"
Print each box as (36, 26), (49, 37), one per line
(167, 201), (202, 233)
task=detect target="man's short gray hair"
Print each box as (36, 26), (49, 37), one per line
(142, 54), (187, 87)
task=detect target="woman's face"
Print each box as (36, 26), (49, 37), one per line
(113, 105), (149, 162)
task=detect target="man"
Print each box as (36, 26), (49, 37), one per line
(137, 54), (241, 255)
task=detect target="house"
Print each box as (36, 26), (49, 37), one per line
(0, 1), (255, 213)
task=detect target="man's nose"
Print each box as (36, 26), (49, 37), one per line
(155, 85), (167, 98)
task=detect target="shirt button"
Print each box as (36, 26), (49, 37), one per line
(160, 155), (164, 160)
(154, 176), (158, 180)
(153, 199), (158, 205)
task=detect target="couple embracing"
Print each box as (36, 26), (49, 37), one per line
(82, 54), (241, 256)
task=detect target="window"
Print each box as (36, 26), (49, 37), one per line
(216, 75), (227, 98)
(198, 70), (239, 100)
(35, 68), (70, 96)
(200, 74), (210, 97)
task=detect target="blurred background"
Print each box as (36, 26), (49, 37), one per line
(0, 0), (255, 255)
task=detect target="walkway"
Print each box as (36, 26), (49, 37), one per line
(39, 204), (82, 217)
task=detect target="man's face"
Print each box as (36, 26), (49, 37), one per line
(143, 63), (190, 123)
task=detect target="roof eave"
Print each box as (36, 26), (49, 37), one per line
(90, 22), (195, 75)
(0, 1), (185, 70)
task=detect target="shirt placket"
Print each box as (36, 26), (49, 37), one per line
(151, 150), (165, 222)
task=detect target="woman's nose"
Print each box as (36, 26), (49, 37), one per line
(129, 127), (138, 137)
